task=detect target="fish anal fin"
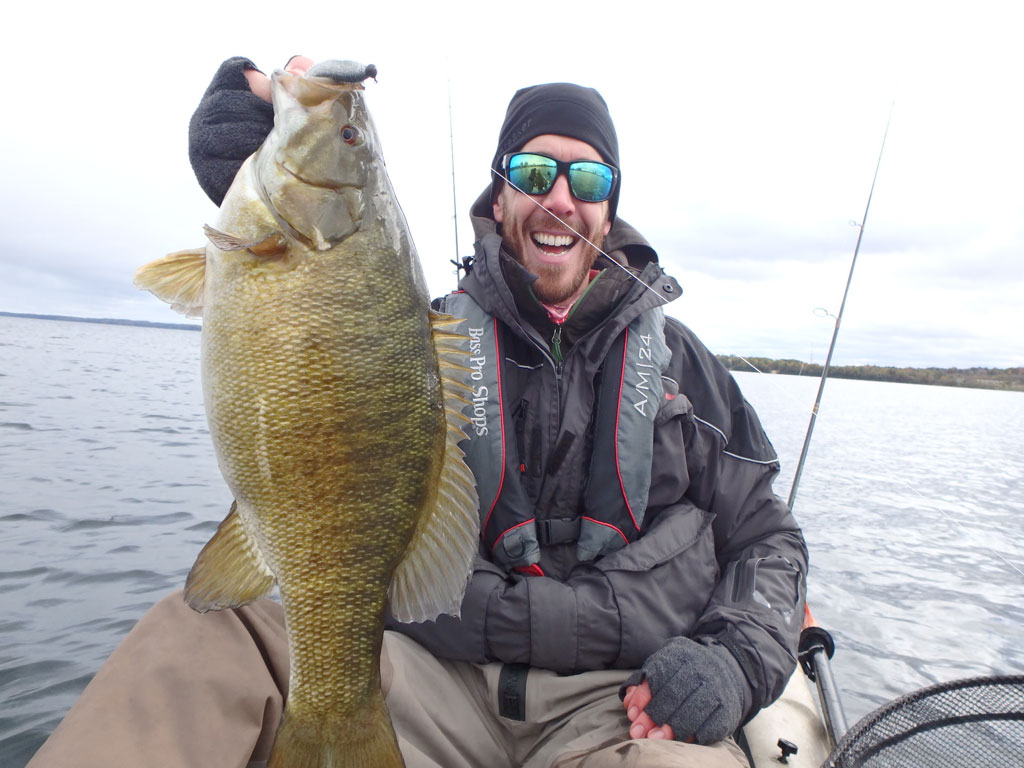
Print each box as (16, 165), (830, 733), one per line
(389, 312), (479, 623)
(184, 501), (276, 612)
(204, 224), (287, 258)
(133, 248), (206, 318)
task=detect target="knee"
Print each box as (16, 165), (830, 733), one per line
(152, 588), (189, 614)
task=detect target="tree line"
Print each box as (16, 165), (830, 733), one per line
(716, 355), (1024, 392)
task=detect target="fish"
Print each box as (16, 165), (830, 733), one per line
(134, 60), (479, 768)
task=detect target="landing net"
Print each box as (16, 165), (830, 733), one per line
(823, 675), (1024, 767)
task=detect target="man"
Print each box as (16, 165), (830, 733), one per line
(29, 57), (807, 768)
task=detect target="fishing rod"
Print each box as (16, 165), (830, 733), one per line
(790, 104), (894, 751)
(447, 80), (463, 282)
(787, 103), (894, 513)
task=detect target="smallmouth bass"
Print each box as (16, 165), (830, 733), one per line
(135, 60), (478, 768)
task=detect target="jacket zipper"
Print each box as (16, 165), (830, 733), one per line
(550, 325), (564, 370)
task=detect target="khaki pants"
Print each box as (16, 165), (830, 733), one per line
(28, 591), (748, 768)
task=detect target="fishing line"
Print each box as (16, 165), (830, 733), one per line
(898, 479), (1024, 581)
(733, 356), (768, 375)
(489, 167), (673, 307)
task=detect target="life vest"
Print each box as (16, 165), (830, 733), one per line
(443, 291), (672, 570)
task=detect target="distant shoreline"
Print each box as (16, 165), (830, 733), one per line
(3, 311), (1019, 392)
(718, 355), (1024, 393)
(0, 311), (200, 332)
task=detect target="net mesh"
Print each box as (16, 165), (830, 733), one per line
(823, 676), (1024, 767)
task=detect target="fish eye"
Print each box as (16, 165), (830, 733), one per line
(340, 125), (363, 146)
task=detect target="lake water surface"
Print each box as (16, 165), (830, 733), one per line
(1, 316), (1022, 765)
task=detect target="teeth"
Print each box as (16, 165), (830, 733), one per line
(533, 233), (575, 248)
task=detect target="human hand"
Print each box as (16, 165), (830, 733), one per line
(189, 55), (312, 205)
(619, 637), (749, 744)
(622, 680), (677, 740)
(243, 55), (314, 102)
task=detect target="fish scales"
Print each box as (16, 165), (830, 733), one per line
(204, 245), (442, 712)
(135, 62), (478, 768)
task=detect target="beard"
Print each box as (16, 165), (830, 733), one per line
(499, 206), (608, 305)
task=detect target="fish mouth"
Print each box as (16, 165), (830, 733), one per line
(278, 66), (369, 108)
(278, 161), (361, 193)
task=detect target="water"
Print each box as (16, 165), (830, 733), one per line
(1, 316), (1022, 764)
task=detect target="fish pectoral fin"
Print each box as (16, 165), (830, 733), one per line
(133, 248), (207, 318)
(203, 224), (288, 258)
(184, 501), (276, 612)
(389, 312), (480, 624)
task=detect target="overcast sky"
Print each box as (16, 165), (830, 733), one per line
(2, 1), (1021, 368)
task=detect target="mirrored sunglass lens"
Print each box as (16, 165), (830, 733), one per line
(508, 154), (557, 194)
(569, 162), (614, 202)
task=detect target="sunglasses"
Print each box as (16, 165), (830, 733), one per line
(502, 152), (618, 203)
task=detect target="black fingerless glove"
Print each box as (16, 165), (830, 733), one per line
(620, 636), (751, 744)
(188, 56), (274, 206)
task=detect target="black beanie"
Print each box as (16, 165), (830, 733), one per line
(489, 83), (621, 223)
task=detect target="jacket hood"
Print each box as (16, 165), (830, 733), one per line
(468, 187), (658, 271)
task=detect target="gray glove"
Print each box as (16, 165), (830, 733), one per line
(188, 57), (274, 206)
(620, 636), (751, 744)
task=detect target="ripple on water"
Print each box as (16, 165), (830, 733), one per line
(187, 520), (220, 533)
(70, 615), (143, 636)
(24, 598), (70, 609)
(0, 659), (77, 691)
(0, 568), (50, 582)
(43, 569), (166, 587)
(0, 726), (52, 767)
(0, 509), (65, 523)
(58, 511), (192, 532)
(0, 669), (96, 753)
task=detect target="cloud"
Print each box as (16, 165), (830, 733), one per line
(1, 0), (1021, 369)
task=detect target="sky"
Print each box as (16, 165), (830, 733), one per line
(2, 1), (1021, 368)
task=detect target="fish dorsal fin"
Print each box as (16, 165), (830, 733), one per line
(184, 500), (276, 612)
(388, 311), (480, 623)
(204, 225), (288, 257)
(133, 247), (207, 318)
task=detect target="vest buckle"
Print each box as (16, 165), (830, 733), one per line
(536, 517), (581, 546)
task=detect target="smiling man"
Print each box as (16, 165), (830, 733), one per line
(28, 63), (808, 768)
(389, 80), (809, 767)
(489, 85), (618, 311)
(493, 135), (613, 308)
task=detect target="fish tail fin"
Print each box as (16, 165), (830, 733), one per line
(268, 694), (404, 768)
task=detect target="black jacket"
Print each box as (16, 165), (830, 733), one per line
(388, 191), (809, 720)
